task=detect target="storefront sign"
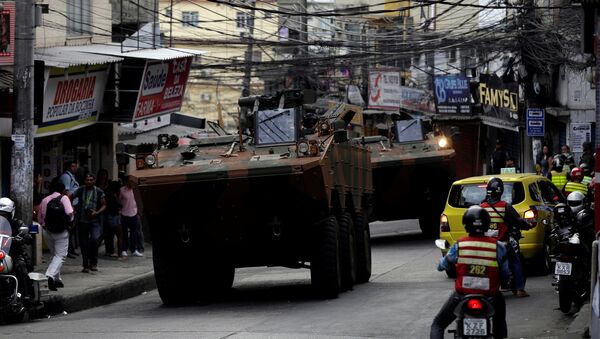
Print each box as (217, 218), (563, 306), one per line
(433, 74), (471, 114)
(526, 108), (544, 137)
(400, 86), (435, 113)
(133, 57), (192, 121)
(570, 123), (592, 153)
(368, 69), (401, 110)
(0, 2), (15, 65)
(478, 74), (518, 121)
(37, 65), (109, 137)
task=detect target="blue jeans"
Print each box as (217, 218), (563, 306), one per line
(507, 238), (525, 291)
(121, 215), (143, 252)
(78, 221), (101, 268)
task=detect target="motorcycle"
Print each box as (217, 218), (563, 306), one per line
(551, 210), (593, 313)
(0, 216), (48, 323)
(435, 240), (496, 338)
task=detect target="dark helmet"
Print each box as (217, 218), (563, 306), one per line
(463, 205), (491, 234)
(580, 163), (592, 177)
(553, 203), (573, 227)
(486, 177), (504, 198)
(552, 157), (564, 172)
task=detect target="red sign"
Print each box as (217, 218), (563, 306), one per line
(0, 2), (15, 65)
(133, 57), (192, 121)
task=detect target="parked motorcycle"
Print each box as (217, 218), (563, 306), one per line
(435, 240), (496, 338)
(0, 216), (48, 323)
(551, 205), (592, 313)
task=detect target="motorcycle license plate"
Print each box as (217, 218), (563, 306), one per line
(555, 262), (572, 276)
(463, 318), (487, 336)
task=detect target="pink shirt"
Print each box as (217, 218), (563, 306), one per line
(119, 186), (138, 217)
(39, 192), (74, 226)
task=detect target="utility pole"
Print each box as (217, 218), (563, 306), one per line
(11, 0), (34, 226)
(241, 1), (256, 98)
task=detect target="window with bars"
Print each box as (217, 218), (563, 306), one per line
(182, 11), (199, 27)
(236, 12), (253, 29)
(67, 0), (92, 36)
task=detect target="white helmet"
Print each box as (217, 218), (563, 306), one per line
(0, 197), (14, 219)
(567, 191), (586, 215)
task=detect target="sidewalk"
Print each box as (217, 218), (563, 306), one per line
(36, 243), (156, 314)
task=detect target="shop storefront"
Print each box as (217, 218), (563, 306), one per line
(33, 47), (123, 195)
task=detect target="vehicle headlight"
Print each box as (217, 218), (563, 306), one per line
(145, 154), (156, 166)
(438, 137), (448, 148)
(298, 141), (309, 154)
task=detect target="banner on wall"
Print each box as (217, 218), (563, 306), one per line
(133, 57), (192, 121)
(0, 2), (15, 65)
(433, 74), (471, 114)
(37, 65), (109, 137)
(368, 69), (401, 110)
(478, 74), (519, 122)
(570, 123), (592, 153)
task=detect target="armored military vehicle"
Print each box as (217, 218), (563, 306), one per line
(129, 90), (373, 305)
(360, 110), (456, 237)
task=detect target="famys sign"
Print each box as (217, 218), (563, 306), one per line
(134, 57), (192, 121)
(0, 2), (15, 65)
(37, 66), (109, 137)
(478, 74), (518, 121)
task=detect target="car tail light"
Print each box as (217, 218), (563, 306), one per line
(440, 214), (449, 232)
(467, 298), (484, 314)
(0, 250), (5, 260)
(523, 209), (537, 226)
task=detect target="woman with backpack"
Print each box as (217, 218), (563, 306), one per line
(39, 181), (73, 290)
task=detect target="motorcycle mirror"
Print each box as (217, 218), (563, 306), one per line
(435, 239), (449, 250)
(542, 219), (549, 225)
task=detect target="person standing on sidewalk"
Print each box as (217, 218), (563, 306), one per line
(119, 175), (143, 257)
(103, 180), (123, 258)
(73, 174), (106, 272)
(59, 160), (80, 259)
(39, 182), (73, 290)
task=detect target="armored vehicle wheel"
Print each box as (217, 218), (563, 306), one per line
(152, 228), (202, 306)
(338, 212), (356, 291)
(353, 211), (371, 284)
(311, 215), (341, 299)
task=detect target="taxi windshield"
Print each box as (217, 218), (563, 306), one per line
(448, 182), (525, 208)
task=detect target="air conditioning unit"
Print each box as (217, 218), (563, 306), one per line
(201, 93), (212, 102)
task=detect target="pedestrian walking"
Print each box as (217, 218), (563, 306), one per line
(491, 140), (509, 175)
(120, 174), (143, 257)
(59, 160), (80, 259)
(73, 174), (106, 272)
(39, 182), (73, 290)
(103, 180), (123, 258)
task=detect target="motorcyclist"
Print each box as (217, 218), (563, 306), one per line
(563, 167), (588, 197)
(579, 163), (593, 189)
(0, 197), (33, 303)
(550, 157), (568, 191)
(430, 205), (510, 339)
(565, 192), (595, 252)
(480, 177), (532, 297)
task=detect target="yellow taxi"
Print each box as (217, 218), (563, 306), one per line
(439, 173), (565, 275)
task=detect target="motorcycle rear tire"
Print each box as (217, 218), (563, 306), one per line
(558, 277), (573, 313)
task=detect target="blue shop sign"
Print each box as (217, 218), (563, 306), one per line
(433, 74), (471, 114)
(526, 108), (544, 137)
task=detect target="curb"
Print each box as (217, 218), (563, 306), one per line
(61, 272), (156, 314)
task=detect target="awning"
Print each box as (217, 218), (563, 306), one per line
(35, 46), (124, 68)
(0, 70), (13, 89)
(478, 115), (519, 132)
(68, 43), (206, 61)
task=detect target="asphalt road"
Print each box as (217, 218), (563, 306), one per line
(2, 220), (582, 338)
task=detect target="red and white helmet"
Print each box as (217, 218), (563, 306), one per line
(570, 167), (583, 181)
